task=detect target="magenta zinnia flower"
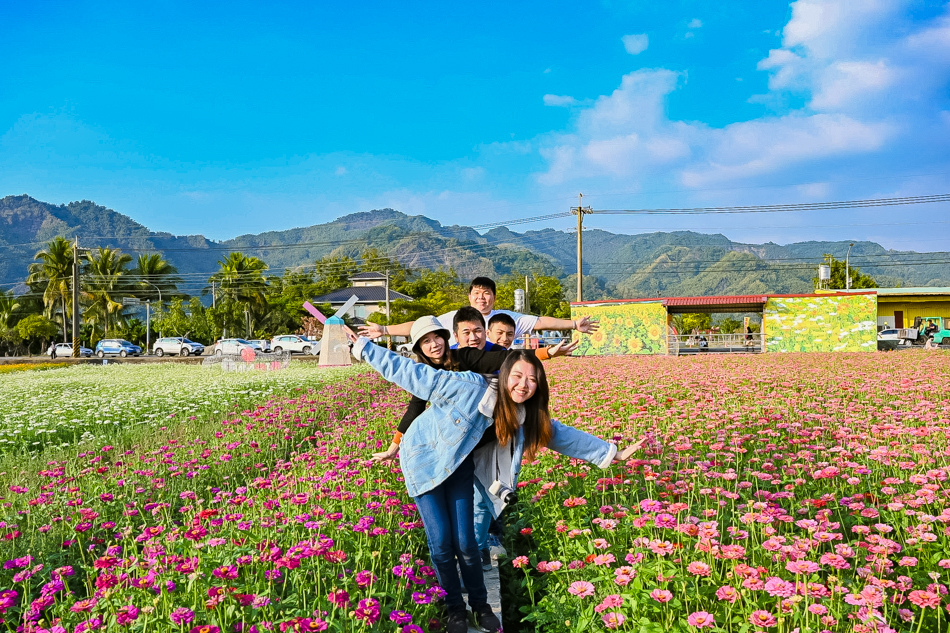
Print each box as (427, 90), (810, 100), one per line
(170, 607), (195, 625)
(749, 611), (777, 628)
(687, 612), (715, 628)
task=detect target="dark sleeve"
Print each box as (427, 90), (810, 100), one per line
(397, 395), (428, 434)
(453, 347), (516, 374)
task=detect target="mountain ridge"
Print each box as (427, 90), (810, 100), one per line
(2, 194), (947, 298)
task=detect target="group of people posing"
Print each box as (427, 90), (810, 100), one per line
(348, 277), (642, 633)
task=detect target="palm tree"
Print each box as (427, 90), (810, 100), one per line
(83, 247), (133, 337)
(131, 253), (181, 306)
(208, 252), (268, 337)
(0, 289), (20, 329)
(26, 237), (75, 342)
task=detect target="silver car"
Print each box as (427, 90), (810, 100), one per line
(211, 338), (261, 355)
(271, 335), (317, 355)
(153, 337), (205, 357)
(50, 343), (93, 358)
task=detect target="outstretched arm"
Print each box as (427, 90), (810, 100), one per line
(358, 321), (415, 340)
(534, 315), (599, 334)
(350, 336), (444, 402)
(547, 420), (645, 468)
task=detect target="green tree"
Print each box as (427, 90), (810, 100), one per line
(131, 253), (181, 305)
(0, 290), (22, 356)
(16, 314), (59, 355)
(495, 275), (570, 318)
(153, 298), (215, 344)
(26, 236), (76, 342)
(208, 252), (268, 337)
(83, 247), (134, 338)
(814, 253), (878, 290)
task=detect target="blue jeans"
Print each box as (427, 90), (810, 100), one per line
(413, 453), (488, 611)
(473, 484), (493, 551)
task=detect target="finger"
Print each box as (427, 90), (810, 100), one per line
(562, 340), (580, 353)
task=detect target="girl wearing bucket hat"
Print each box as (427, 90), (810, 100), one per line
(345, 328), (641, 633)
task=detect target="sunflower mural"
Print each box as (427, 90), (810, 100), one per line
(764, 294), (877, 353)
(570, 301), (668, 356)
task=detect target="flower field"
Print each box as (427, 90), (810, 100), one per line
(0, 363), (356, 454)
(0, 350), (949, 632)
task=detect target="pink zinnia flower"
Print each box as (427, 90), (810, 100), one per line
(785, 560), (819, 574)
(601, 612), (625, 629)
(568, 581), (595, 598)
(715, 585), (739, 603)
(170, 607), (195, 625)
(687, 611), (715, 629)
(594, 594), (623, 613)
(687, 561), (711, 577)
(749, 611), (777, 628)
(512, 556), (529, 568)
(116, 605), (139, 626)
(908, 590), (941, 608)
(650, 589), (673, 603)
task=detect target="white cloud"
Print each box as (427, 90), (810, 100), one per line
(687, 18), (703, 29)
(534, 0), (950, 192)
(334, 166), (347, 176)
(543, 94), (577, 107)
(622, 33), (649, 55)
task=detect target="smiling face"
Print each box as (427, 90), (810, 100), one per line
(455, 320), (486, 350)
(468, 285), (495, 315)
(506, 359), (538, 404)
(417, 331), (446, 362)
(488, 322), (515, 349)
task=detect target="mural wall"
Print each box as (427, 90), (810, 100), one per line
(570, 301), (667, 356)
(764, 294), (877, 353)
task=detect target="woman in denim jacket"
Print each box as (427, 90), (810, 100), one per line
(348, 333), (639, 633)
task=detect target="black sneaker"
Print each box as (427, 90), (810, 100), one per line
(480, 548), (493, 571)
(473, 604), (502, 632)
(446, 607), (470, 633)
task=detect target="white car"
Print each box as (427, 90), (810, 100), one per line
(877, 329), (900, 341)
(153, 337), (205, 357)
(50, 343), (93, 358)
(271, 335), (318, 355)
(211, 338), (261, 355)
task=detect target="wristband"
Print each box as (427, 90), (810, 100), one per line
(383, 325), (389, 336)
(536, 347), (551, 361)
(393, 432), (403, 445)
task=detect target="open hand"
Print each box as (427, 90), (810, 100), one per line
(342, 325), (359, 344)
(575, 316), (599, 334)
(614, 436), (647, 462)
(357, 323), (385, 339)
(371, 444), (399, 464)
(548, 339), (580, 357)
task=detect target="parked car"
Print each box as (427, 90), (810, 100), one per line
(249, 339), (272, 352)
(877, 328), (900, 341)
(95, 339), (142, 358)
(50, 343), (93, 358)
(271, 335), (318, 355)
(153, 337), (205, 357)
(211, 338), (261, 355)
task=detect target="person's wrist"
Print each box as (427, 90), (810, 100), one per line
(572, 319), (577, 330)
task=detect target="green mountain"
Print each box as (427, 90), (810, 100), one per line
(2, 194), (947, 298)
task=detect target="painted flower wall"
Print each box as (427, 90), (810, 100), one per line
(570, 301), (668, 356)
(764, 294), (877, 353)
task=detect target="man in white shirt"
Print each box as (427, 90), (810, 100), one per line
(358, 276), (598, 345)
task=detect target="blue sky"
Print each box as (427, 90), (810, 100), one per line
(1, 0), (949, 252)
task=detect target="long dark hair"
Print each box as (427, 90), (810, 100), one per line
(494, 351), (552, 462)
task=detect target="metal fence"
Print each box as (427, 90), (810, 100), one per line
(667, 333), (764, 355)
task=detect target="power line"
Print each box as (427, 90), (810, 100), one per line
(593, 194), (950, 216)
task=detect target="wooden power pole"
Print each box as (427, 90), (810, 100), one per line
(570, 194), (592, 303)
(72, 239), (81, 357)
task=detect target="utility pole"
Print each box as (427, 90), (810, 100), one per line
(525, 275), (530, 313)
(845, 243), (854, 290)
(570, 193), (592, 303)
(71, 239), (81, 358)
(385, 269), (391, 349)
(145, 300), (151, 354)
(211, 282), (216, 308)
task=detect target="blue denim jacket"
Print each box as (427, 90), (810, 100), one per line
(354, 337), (615, 498)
